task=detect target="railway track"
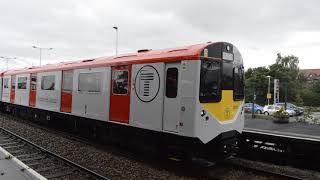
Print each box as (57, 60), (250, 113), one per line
(0, 127), (109, 180)
(1, 113), (319, 179)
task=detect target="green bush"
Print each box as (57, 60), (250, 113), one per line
(301, 89), (320, 106)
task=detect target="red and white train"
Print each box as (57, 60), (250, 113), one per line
(0, 42), (244, 160)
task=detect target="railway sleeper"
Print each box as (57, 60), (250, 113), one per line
(43, 168), (76, 179)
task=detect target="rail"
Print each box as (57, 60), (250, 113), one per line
(0, 127), (109, 180)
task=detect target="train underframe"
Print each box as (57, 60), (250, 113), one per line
(0, 102), (239, 162)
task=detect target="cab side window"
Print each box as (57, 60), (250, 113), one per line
(234, 66), (244, 100)
(166, 68), (178, 98)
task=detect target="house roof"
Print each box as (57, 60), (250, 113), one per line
(301, 69), (320, 77)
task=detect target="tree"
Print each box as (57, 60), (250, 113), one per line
(245, 67), (270, 105)
(245, 53), (302, 105)
(301, 81), (320, 106)
(276, 53), (299, 70)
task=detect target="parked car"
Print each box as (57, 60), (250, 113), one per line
(263, 105), (296, 116)
(275, 102), (304, 115)
(244, 103), (264, 114)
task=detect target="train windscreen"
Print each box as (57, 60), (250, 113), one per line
(199, 60), (221, 103)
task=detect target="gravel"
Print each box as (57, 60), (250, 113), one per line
(0, 114), (195, 179)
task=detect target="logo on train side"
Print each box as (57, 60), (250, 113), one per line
(134, 65), (160, 102)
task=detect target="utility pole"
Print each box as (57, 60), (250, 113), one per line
(32, 46), (53, 66)
(252, 82), (256, 119)
(113, 26), (118, 56)
(0, 56), (17, 70)
(266, 75), (271, 105)
(284, 82), (288, 110)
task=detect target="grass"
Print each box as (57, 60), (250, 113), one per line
(5, 154), (12, 160)
(303, 106), (320, 112)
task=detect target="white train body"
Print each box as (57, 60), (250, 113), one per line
(0, 42), (244, 159)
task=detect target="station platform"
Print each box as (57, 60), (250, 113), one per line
(0, 147), (45, 180)
(244, 118), (320, 140)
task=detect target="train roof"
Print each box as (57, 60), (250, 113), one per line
(3, 41), (226, 76)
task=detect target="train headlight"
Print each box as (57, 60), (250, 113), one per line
(200, 110), (206, 117)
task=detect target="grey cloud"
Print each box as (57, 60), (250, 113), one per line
(0, 0), (319, 70)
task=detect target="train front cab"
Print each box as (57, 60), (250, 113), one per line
(194, 42), (244, 159)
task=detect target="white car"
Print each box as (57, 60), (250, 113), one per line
(263, 105), (296, 116)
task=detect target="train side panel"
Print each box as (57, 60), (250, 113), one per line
(2, 76), (11, 103)
(72, 67), (110, 121)
(129, 63), (164, 131)
(36, 71), (62, 112)
(15, 74), (30, 106)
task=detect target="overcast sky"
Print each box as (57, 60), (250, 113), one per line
(0, 0), (319, 71)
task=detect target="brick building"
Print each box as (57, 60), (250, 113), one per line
(300, 69), (320, 82)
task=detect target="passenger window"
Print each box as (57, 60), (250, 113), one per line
(78, 72), (102, 93)
(17, 77), (27, 89)
(3, 78), (9, 89)
(31, 74), (37, 90)
(112, 70), (128, 95)
(267, 106), (273, 109)
(166, 68), (178, 98)
(41, 75), (55, 90)
(62, 70), (73, 92)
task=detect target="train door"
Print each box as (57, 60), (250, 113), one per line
(29, 73), (37, 107)
(61, 70), (73, 113)
(129, 63), (164, 131)
(10, 75), (16, 103)
(2, 76), (11, 103)
(163, 62), (180, 133)
(109, 65), (131, 124)
(72, 67), (110, 121)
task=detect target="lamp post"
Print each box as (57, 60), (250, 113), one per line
(32, 46), (53, 66)
(252, 82), (256, 119)
(266, 75), (271, 105)
(113, 26), (118, 56)
(0, 56), (17, 70)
